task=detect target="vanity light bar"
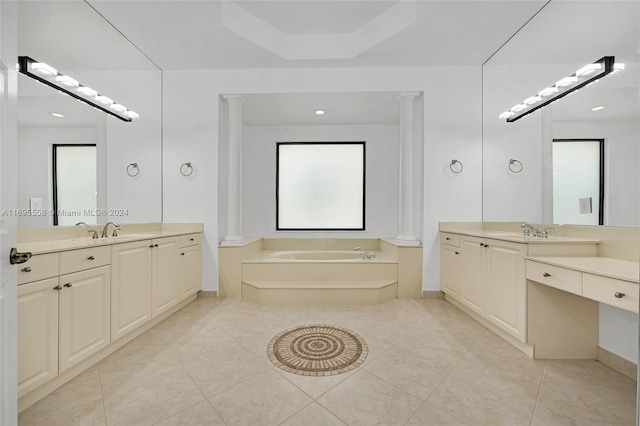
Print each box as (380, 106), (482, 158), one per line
(499, 56), (616, 123)
(18, 56), (138, 122)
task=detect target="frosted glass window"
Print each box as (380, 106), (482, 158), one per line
(53, 145), (97, 226)
(277, 142), (365, 230)
(552, 139), (603, 225)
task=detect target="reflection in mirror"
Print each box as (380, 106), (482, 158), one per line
(17, 1), (163, 227)
(53, 144), (98, 226)
(482, 1), (639, 226)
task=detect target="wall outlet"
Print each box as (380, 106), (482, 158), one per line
(29, 197), (42, 211)
(579, 197), (592, 214)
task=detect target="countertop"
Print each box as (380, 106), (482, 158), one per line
(441, 229), (600, 244)
(526, 256), (639, 283)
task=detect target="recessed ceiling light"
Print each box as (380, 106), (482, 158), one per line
(51, 112), (65, 118)
(314, 109), (325, 115)
(590, 105), (606, 111)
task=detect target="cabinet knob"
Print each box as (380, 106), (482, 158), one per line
(446, 237), (450, 240)
(53, 285), (62, 291)
(614, 292), (625, 299)
(87, 256), (95, 260)
(455, 251), (459, 255)
(189, 238), (194, 241)
(21, 267), (32, 273)
(64, 283), (72, 288)
(154, 244), (159, 247)
(543, 273), (551, 277)
(149, 244), (154, 248)
(180, 252), (185, 256)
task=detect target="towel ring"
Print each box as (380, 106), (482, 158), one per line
(449, 159), (463, 174)
(126, 163), (140, 177)
(509, 159), (523, 173)
(180, 162), (194, 177)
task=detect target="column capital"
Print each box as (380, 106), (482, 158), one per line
(223, 94), (245, 105)
(396, 92), (421, 104)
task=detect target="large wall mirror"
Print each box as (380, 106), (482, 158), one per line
(482, 1), (639, 227)
(17, 1), (162, 227)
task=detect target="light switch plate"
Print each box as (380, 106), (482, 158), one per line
(29, 197), (42, 211)
(579, 197), (592, 214)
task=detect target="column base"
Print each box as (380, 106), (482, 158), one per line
(395, 236), (421, 246)
(221, 236), (245, 246)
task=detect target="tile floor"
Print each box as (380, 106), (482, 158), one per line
(19, 297), (637, 426)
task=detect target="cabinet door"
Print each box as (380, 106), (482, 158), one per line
(151, 237), (180, 317)
(460, 236), (486, 315)
(486, 240), (527, 342)
(440, 244), (460, 299)
(179, 244), (202, 300)
(59, 266), (111, 372)
(111, 240), (152, 341)
(17, 278), (59, 397)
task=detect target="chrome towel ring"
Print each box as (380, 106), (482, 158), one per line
(126, 163), (140, 177)
(509, 159), (523, 173)
(180, 162), (194, 177)
(449, 159), (463, 173)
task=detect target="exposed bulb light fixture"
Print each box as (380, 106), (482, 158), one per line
(314, 109), (326, 115)
(32, 62), (57, 76)
(590, 105), (606, 111)
(18, 56), (137, 122)
(50, 112), (65, 118)
(56, 75), (79, 88)
(501, 56), (617, 123)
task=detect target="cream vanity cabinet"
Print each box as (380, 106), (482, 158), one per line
(179, 234), (203, 300)
(18, 247), (111, 397)
(440, 233), (461, 298)
(454, 236), (526, 342)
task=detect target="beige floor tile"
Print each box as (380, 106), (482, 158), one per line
(534, 360), (636, 425)
(18, 366), (104, 426)
(276, 367), (356, 400)
(317, 370), (423, 426)
(395, 327), (474, 368)
(154, 400), (225, 426)
(406, 402), (470, 426)
(209, 369), (313, 426)
(281, 402), (346, 426)
(427, 348), (543, 425)
(103, 368), (205, 426)
(183, 346), (270, 397)
(363, 347), (450, 399)
(166, 328), (245, 364)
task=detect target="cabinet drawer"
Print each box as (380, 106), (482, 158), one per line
(440, 233), (460, 247)
(179, 233), (201, 248)
(583, 274), (638, 313)
(18, 253), (59, 285)
(526, 260), (582, 295)
(60, 246), (110, 275)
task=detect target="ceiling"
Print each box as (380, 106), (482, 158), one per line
(85, 0), (548, 70)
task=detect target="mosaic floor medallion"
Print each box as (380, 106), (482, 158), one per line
(267, 324), (368, 376)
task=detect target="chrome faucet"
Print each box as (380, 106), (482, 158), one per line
(539, 227), (557, 239)
(354, 247), (376, 260)
(521, 223), (539, 237)
(101, 222), (120, 238)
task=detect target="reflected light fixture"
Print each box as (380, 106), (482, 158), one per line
(18, 56), (138, 122)
(314, 109), (326, 115)
(50, 112), (64, 118)
(590, 105), (606, 111)
(499, 56), (620, 123)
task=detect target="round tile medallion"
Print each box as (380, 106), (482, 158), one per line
(267, 324), (368, 376)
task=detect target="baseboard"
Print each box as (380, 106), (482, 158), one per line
(197, 290), (218, 298)
(597, 346), (637, 381)
(422, 290), (445, 299)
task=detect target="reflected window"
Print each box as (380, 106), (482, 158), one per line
(53, 144), (97, 226)
(552, 139), (604, 225)
(277, 142), (365, 231)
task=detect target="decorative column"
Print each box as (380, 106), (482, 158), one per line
(223, 94), (245, 244)
(396, 92), (420, 243)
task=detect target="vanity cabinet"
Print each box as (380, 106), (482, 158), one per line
(179, 235), (202, 300)
(18, 248), (111, 397)
(458, 236), (527, 342)
(440, 233), (461, 299)
(151, 237), (180, 317)
(110, 240), (153, 341)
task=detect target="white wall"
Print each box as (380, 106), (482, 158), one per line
(600, 304), (638, 363)
(553, 120), (640, 227)
(243, 124), (398, 238)
(163, 66), (483, 292)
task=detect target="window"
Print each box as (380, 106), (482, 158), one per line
(52, 144), (97, 226)
(276, 142), (365, 231)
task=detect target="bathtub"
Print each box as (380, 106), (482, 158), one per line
(267, 250), (368, 262)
